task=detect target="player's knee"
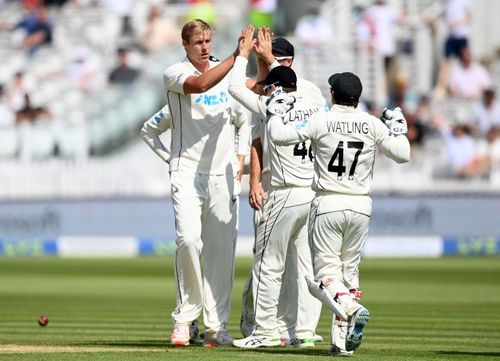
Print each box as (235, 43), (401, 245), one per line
(176, 233), (201, 249)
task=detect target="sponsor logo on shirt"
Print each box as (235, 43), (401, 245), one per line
(195, 91), (228, 106)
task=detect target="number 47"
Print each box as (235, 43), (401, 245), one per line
(327, 141), (364, 180)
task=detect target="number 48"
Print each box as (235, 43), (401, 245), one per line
(328, 141), (364, 180)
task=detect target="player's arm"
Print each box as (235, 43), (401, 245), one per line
(231, 101), (251, 180)
(267, 116), (310, 146)
(250, 57), (268, 95)
(252, 27), (275, 94)
(229, 56), (267, 116)
(182, 54), (236, 94)
(266, 94), (313, 146)
(181, 25), (258, 94)
(248, 137), (267, 210)
(163, 26), (251, 95)
(163, 52), (237, 95)
(233, 107), (251, 158)
(140, 105), (172, 164)
(376, 132), (411, 164)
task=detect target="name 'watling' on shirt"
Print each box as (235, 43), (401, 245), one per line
(327, 120), (369, 134)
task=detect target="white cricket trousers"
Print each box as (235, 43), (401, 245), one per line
(252, 186), (322, 338)
(169, 170), (238, 331)
(241, 224), (323, 339)
(308, 196), (370, 290)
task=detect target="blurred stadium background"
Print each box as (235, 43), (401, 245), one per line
(0, 0), (499, 258)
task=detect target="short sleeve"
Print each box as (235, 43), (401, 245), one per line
(163, 63), (190, 95)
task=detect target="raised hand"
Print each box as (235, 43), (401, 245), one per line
(380, 107), (408, 135)
(238, 25), (255, 59)
(254, 27), (274, 65)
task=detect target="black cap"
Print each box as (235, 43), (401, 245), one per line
(328, 72), (363, 103)
(257, 66), (297, 88)
(272, 37), (294, 57)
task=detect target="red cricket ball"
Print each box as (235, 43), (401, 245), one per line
(38, 315), (49, 327)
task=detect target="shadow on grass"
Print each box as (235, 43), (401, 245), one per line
(74, 340), (331, 356)
(250, 348), (326, 356)
(77, 340), (167, 349)
(436, 351), (500, 357)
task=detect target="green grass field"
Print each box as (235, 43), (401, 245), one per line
(1, 257), (499, 360)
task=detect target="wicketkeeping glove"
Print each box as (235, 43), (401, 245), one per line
(266, 87), (296, 123)
(380, 107), (408, 135)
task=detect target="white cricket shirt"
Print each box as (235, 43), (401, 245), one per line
(229, 56), (325, 188)
(140, 101), (249, 167)
(163, 57), (241, 175)
(268, 104), (410, 215)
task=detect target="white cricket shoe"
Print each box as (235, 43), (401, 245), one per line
(345, 307), (370, 352)
(170, 323), (190, 346)
(203, 328), (234, 347)
(233, 335), (281, 349)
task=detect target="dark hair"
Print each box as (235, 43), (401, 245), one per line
(331, 89), (359, 107)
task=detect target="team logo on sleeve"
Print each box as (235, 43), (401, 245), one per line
(294, 118), (310, 130)
(154, 111), (164, 124)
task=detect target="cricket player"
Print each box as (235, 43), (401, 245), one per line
(239, 28), (326, 346)
(148, 19), (251, 347)
(229, 26), (323, 349)
(266, 72), (410, 355)
(141, 101), (249, 183)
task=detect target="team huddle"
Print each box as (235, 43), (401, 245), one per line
(140, 21), (410, 356)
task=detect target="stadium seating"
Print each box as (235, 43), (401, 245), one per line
(0, 125), (19, 159)
(0, 0), (499, 199)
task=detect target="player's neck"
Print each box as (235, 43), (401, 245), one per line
(189, 57), (209, 73)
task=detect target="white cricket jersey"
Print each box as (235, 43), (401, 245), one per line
(296, 77), (329, 112)
(140, 105), (173, 163)
(268, 104), (410, 214)
(140, 100), (249, 166)
(229, 56), (325, 188)
(163, 57), (241, 175)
